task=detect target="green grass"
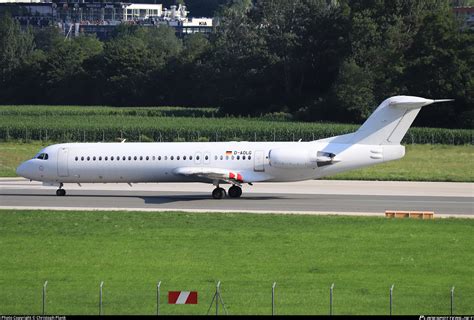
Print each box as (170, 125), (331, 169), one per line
(329, 144), (474, 182)
(1, 141), (473, 182)
(0, 210), (472, 315)
(0, 141), (48, 177)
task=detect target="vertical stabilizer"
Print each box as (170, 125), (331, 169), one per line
(347, 96), (451, 145)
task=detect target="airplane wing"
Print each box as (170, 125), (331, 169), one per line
(172, 167), (272, 185)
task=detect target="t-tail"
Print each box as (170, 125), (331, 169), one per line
(327, 96), (453, 145)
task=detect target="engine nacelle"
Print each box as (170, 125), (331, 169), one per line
(269, 148), (318, 169)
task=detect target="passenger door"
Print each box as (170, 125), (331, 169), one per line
(57, 147), (69, 177)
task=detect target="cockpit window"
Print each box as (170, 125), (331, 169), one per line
(35, 153), (49, 160)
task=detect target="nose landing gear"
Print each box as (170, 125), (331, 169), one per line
(56, 183), (66, 196)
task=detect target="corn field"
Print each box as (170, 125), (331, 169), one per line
(0, 106), (472, 144)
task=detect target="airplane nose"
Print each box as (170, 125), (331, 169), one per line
(16, 161), (29, 178)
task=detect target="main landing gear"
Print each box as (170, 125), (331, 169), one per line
(212, 185), (242, 199)
(56, 183), (66, 196)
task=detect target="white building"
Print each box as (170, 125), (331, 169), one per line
(123, 3), (162, 21)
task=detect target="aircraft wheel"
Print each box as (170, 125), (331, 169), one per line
(56, 189), (66, 196)
(212, 187), (226, 200)
(228, 185), (242, 198)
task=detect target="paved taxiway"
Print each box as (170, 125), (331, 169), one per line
(0, 178), (472, 217)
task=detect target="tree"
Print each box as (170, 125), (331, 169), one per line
(332, 58), (375, 122)
(404, 11), (474, 128)
(0, 14), (35, 85)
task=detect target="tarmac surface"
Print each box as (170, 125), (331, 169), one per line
(0, 178), (472, 218)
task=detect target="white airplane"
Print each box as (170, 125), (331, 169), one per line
(16, 96), (450, 199)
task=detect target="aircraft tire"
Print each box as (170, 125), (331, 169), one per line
(56, 189), (66, 196)
(228, 185), (242, 198)
(212, 187), (225, 199)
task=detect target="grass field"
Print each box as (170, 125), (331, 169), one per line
(1, 141), (473, 182)
(0, 210), (472, 315)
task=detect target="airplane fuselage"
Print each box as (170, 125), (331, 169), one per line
(17, 140), (404, 185)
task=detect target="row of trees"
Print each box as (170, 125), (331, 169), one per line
(0, 0), (472, 128)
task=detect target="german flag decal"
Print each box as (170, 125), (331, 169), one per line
(225, 151), (232, 155)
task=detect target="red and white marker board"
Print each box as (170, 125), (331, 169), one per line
(168, 291), (198, 304)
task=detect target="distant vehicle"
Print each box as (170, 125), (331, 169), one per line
(17, 96), (451, 199)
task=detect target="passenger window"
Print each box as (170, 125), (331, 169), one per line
(44, 154), (48, 160)
(237, 155), (240, 160)
(93, 156), (96, 161)
(116, 156), (120, 161)
(134, 156), (137, 160)
(248, 156), (251, 160)
(171, 156), (174, 160)
(177, 156), (180, 160)
(158, 156), (161, 160)
(105, 156), (108, 161)
(128, 156), (131, 160)
(243, 156), (246, 160)
(111, 156), (114, 161)
(75, 156), (78, 161)
(140, 156), (143, 161)
(196, 156), (200, 160)
(205, 155), (208, 160)
(220, 155), (223, 160)
(87, 156), (90, 161)
(231, 156), (234, 160)
(146, 156), (149, 161)
(122, 156), (126, 160)
(190, 156), (193, 160)
(165, 156), (168, 160)
(99, 156), (102, 161)
(214, 155), (218, 160)
(226, 156), (229, 160)
(183, 156), (187, 160)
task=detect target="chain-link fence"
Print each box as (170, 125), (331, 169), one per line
(2, 280), (469, 315)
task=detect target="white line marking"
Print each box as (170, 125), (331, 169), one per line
(176, 291), (190, 304)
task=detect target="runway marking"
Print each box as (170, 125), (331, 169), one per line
(0, 206), (472, 219)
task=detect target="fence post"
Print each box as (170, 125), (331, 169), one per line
(451, 286), (455, 316)
(99, 281), (104, 315)
(42, 281), (48, 315)
(157, 281), (161, 316)
(216, 281), (220, 315)
(390, 284), (394, 316)
(330, 283), (334, 315)
(272, 282), (276, 315)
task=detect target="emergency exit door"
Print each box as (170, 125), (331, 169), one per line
(254, 150), (265, 172)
